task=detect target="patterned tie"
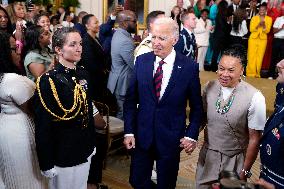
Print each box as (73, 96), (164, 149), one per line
(154, 60), (165, 100)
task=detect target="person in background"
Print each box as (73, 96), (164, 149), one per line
(194, 8), (213, 71)
(194, 0), (209, 18)
(50, 15), (60, 33)
(170, 5), (182, 30)
(34, 12), (51, 32)
(99, 5), (123, 57)
(34, 27), (99, 189)
(210, 0), (231, 72)
(134, 10), (165, 60)
(81, 13), (109, 103)
(268, 3), (284, 79)
(246, 2), (272, 78)
(0, 30), (48, 189)
(204, 0), (221, 67)
(74, 11), (88, 37)
(177, 0), (187, 13)
(228, 0), (241, 17)
(62, 13), (74, 28)
(261, 0), (282, 75)
(107, 10), (136, 120)
(81, 17), (109, 188)
(175, 11), (198, 60)
(124, 17), (203, 189)
(230, 6), (248, 46)
(57, 6), (66, 24)
(195, 45), (266, 188)
(243, 0), (259, 49)
(0, 6), (13, 34)
(259, 59), (284, 189)
(23, 25), (53, 82)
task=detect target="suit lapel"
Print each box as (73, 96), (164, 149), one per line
(159, 54), (183, 104)
(145, 53), (157, 102)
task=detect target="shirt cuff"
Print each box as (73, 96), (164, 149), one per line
(92, 102), (99, 116)
(110, 14), (116, 20)
(41, 167), (58, 178)
(184, 137), (197, 142)
(124, 134), (134, 137)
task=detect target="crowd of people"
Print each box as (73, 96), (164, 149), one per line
(0, 0), (284, 189)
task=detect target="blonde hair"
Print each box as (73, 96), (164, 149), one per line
(6, 2), (26, 24)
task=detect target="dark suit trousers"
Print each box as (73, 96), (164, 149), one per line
(129, 144), (180, 189)
(88, 132), (108, 184)
(269, 38), (284, 77)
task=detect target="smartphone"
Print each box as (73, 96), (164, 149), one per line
(25, 0), (33, 12)
(117, 0), (124, 5)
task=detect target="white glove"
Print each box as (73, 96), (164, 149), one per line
(41, 167), (58, 178)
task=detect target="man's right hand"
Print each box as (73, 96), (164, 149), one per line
(124, 136), (135, 149)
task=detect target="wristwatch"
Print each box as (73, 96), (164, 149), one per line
(241, 169), (252, 178)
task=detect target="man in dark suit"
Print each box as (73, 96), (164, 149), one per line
(228, 0), (241, 17)
(174, 11), (197, 61)
(123, 17), (203, 189)
(260, 59), (284, 189)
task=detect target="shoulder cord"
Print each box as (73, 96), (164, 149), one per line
(36, 76), (88, 123)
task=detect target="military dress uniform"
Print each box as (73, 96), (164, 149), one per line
(33, 63), (96, 189)
(260, 83), (284, 189)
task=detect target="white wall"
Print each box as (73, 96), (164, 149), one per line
(76, 0), (104, 23)
(77, 0), (178, 24)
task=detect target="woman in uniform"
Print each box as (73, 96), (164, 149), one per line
(34, 27), (103, 189)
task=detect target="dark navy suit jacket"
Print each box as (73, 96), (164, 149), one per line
(99, 17), (115, 56)
(260, 84), (284, 188)
(124, 51), (203, 155)
(174, 28), (197, 60)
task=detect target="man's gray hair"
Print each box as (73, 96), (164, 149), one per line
(153, 17), (179, 40)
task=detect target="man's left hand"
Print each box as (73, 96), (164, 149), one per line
(180, 138), (197, 155)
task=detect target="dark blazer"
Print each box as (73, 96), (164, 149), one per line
(80, 33), (109, 101)
(99, 17), (116, 56)
(124, 51), (203, 154)
(211, 14), (232, 49)
(34, 64), (96, 171)
(260, 84), (284, 189)
(74, 23), (87, 37)
(174, 28), (197, 61)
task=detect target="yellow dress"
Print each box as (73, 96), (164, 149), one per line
(246, 15), (272, 78)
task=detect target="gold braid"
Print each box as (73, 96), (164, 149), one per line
(36, 75), (89, 126)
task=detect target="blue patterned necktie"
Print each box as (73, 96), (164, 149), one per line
(154, 60), (165, 100)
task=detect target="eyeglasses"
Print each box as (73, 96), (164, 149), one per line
(127, 19), (137, 23)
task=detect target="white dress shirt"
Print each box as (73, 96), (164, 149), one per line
(221, 86), (266, 130)
(230, 20), (248, 37)
(273, 16), (284, 38)
(194, 18), (212, 47)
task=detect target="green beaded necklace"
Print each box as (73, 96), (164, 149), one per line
(215, 87), (236, 114)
